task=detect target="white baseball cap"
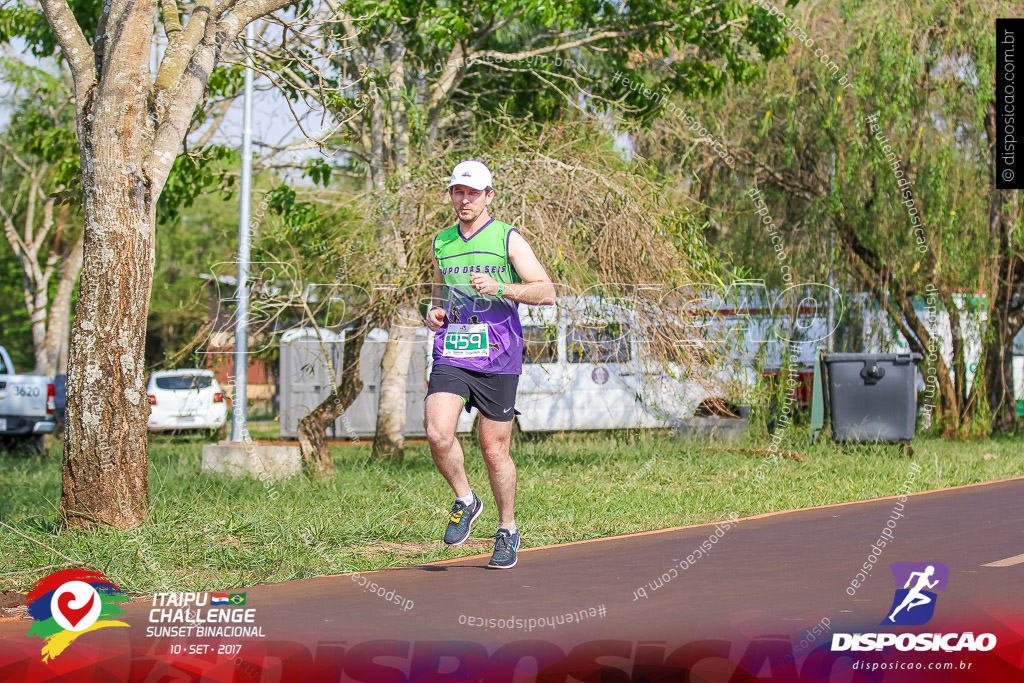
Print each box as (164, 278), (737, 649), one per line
(446, 160), (493, 191)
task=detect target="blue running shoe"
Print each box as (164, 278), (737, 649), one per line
(443, 494), (483, 546)
(487, 528), (520, 569)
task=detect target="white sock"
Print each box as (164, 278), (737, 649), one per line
(500, 525), (518, 535)
(456, 492), (475, 506)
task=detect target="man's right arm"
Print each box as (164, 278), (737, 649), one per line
(427, 261), (445, 331)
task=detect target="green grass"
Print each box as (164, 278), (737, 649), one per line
(1, 428), (1021, 595)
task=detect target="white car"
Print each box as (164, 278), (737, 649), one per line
(147, 369), (227, 432)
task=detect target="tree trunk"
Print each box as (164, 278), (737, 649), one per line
(43, 212), (84, 377)
(368, 43), (387, 190)
(57, 307), (71, 374)
(891, 279), (963, 438)
(1, 172), (58, 377)
(297, 323), (368, 477)
(61, 192), (154, 528)
(372, 306), (418, 462)
(387, 26), (409, 173)
(981, 327), (1019, 432)
(980, 193), (1023, 433)
(60, 9), (156, 529)
(370, 200), (417, 462)
(369, 44), (418, 462)
(837, 221), (964, 436)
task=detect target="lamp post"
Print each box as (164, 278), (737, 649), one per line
(230, 21), (255, 442)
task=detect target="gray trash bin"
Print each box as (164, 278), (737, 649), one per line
(823, 353), (922, 443)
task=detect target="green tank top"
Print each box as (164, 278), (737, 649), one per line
(432, 218), (524, 374)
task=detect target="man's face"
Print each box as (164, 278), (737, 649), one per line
(449, 185), (493, 224)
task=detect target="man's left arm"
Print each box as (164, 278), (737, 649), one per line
(468, 231), (556, 305)
(503, 231), (556, 305)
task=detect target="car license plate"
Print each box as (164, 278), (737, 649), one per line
(178, 415), (197, 422)
(0, 418), (6, 431)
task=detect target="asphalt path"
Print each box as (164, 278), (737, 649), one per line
(2, 476), (1023, 681)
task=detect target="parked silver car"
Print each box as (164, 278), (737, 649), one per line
(0, 345), (55, 454)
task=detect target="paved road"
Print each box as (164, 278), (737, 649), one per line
(2, 477), (1023, 681)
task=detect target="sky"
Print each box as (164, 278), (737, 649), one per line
(0, 27), (326, 178)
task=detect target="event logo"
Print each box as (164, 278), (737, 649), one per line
(832, 561), (996, 653)
(26, 569), (129, 662)
(883, 562), (948, 626)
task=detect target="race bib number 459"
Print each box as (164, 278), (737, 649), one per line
(443, 323), (490, 358)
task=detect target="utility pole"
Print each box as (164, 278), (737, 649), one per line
(231, 21), (255, 442)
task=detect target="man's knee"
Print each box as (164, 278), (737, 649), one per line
(426, 423), (455, 452)
(480, 440), (512, 464)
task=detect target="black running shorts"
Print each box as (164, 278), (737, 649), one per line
(427, 364), (520, 422)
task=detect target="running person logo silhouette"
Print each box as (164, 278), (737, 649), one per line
(887, 565), (939, 623)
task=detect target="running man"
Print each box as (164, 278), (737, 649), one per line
(425, 160), (556, 569)
(887, 565), (939, 622)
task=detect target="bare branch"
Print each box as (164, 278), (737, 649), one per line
(0, 203), (30, 257)
(154, 0), (215, 97)
(150, 0), (309, 196)
(218, 51), (362, 145)
(36, 0), (95, 102)
(0, 139), (35, 176)
(473, 22), (671, 64)
(162, 0), (183, 40)
(332, 5), (370, 77)
(226, 0), (301, 35)
(424, 39), (468, 142)
(192, 96), (238, 147)
(0, 521), (85, 565)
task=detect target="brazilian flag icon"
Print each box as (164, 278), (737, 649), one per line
(228, 593), (246, 606)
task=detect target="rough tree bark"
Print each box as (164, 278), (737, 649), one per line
(40, 0), (293, 527)
(41, 214), (84, 376)
(372, 306), (419, 462)
(59, 0), (157, 527)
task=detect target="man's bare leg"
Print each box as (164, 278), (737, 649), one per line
(477, 416), (517, 529)
(425, 392), (471, 498)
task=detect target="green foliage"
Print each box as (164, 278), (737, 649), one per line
(304, 158), (333, 187)
(0, 58), (83, 372)
(331, 0), (793, 143)
(0, 0), (101, 57)
(664, 0), (996, 297)
(258, 184), (356, 267)
(147, 179), (245, 369)
(0, 62), (251, 370)
(266, 185), (323, 231)
(27, 124), (79, 188)
(0, 250), (34, 371)
(643, 0), (1019, 435)
(206, 64), (247, 99)
(665, 214), (731, 285)
(744, 8), (794, 61)
(158, 145), (239, 224)
(0, 58), (79, 188)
